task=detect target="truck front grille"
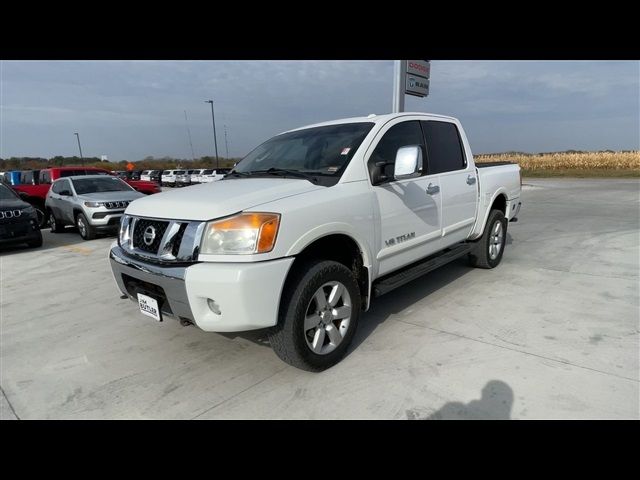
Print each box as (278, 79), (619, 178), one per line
(132, 219), (169, 254)
(120, 215), (205, 263)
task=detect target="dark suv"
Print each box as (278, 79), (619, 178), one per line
(0, 182), (43, 248)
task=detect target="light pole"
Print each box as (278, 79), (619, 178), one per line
(204, 100), (219, 169)
(74, 132), (85, 166)
(224, 124), (229, 160)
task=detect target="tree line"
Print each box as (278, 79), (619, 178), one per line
(0, 156), (241, 171)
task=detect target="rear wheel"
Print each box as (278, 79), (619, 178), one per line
(76, 213), (96, 240)
(269, 260), (361, 371)
(469, 209), (507, 269)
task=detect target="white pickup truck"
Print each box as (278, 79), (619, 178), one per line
(110, 112), (521, 371)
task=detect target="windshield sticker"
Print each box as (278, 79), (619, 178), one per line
(340, 147), (351, 155)
(327, 166), (340, 173)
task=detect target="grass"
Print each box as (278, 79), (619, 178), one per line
(475, 151), (640, 178)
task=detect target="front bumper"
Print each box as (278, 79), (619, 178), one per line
(0, 218), (41, 245)
(109, 244), (295, 332)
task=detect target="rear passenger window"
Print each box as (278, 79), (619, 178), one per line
(421, 121), (466, 174)
(368, 121), (425, 183)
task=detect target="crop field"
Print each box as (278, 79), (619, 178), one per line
(475, 151), (640, 177)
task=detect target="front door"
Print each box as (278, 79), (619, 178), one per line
(368, 119), (442, 277)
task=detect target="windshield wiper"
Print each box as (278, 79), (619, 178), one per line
(226, 168), (319, 183)
(224, 171), (252, 178)
(255, 168), (319, 183)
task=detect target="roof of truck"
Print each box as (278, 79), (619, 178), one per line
(284, 112), (457, 134)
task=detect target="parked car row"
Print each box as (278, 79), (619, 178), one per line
(160, 168), (230, 187)
(8, 167), (160, 228)
(0, 173), (148, 250)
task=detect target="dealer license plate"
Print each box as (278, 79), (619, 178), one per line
(137, 293), (161, 322)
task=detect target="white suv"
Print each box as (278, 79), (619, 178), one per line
(161, 170), (177, 187)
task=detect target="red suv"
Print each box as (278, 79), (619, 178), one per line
(11, 167), (161, 227)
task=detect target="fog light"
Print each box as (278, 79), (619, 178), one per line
(207, 298), (221, 315)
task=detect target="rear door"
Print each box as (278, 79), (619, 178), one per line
(57, 179), (76, 222)
(367, 119), (442, 277)
(421, 120), (478, 245)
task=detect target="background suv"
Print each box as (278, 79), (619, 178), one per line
(46, 175), (144, 240)
(0, 182), (42, 248)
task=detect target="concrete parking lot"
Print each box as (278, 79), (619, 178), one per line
(1, 178), (638, 419)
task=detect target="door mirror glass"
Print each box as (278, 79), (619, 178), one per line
(394, 145), (423, 180)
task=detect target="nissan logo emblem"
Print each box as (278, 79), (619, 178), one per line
(143, 225), (156, 246)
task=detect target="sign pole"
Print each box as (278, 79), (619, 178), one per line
(392, 60), (406, 113)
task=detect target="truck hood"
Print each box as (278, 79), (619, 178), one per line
(125, 178), (324, 221)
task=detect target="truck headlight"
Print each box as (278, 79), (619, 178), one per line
(200, 212), (280, 255)
(84, 201), (104, 207)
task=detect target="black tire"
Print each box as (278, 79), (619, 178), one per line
(268, 260), (361, 372)
(76, 212), (96, 240)
(26, 230), (43, 248)
(34, 205), (47, 229)
(469, 209), (507, 269)
(48, 210), (65, 233)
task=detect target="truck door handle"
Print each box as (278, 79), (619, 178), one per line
(466, 175), (476, 185)
(426, 183), (440, 195)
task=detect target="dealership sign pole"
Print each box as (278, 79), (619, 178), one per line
(392, 60), (430, 113)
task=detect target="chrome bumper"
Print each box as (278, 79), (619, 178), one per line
(109, 245), (195, 321)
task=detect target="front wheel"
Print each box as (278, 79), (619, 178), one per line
(469, 209), (507, 269)
(49, 210), (65, 233)
(76, 213), (96, 240)
(26, 230), (43, 248)
(268, 260), (361, 371)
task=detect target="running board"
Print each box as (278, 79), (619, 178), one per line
(372, 243), (473, 297)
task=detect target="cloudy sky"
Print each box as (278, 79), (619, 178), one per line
(1, 60), (638, 160)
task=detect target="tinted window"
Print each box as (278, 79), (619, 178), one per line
(421, 121), (466, 174)
(162, 171), (171, 175)
(0, 184), (20, 200)
(368, 121), (425, 183)
(60, 169), (86, 177)
(51, 180), (68, 194)
(203, 169), (213, 174)
(40, 170), (51, 184)
(217, 168), (230, 174)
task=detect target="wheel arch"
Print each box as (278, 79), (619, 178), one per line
(469, 189), (509, 240)
(285, 230), (373, 311)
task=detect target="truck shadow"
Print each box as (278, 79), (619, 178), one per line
(210, 233), (512, 354)
(349, 256), (474, 354)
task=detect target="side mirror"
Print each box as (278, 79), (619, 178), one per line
(60, 190), (72, 196)
(394, 146), (423, 180)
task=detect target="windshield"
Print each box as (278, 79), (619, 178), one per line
(233, 122), (374, 182)
(0, 184), (19, 201)
(72, 177), (133, 194)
